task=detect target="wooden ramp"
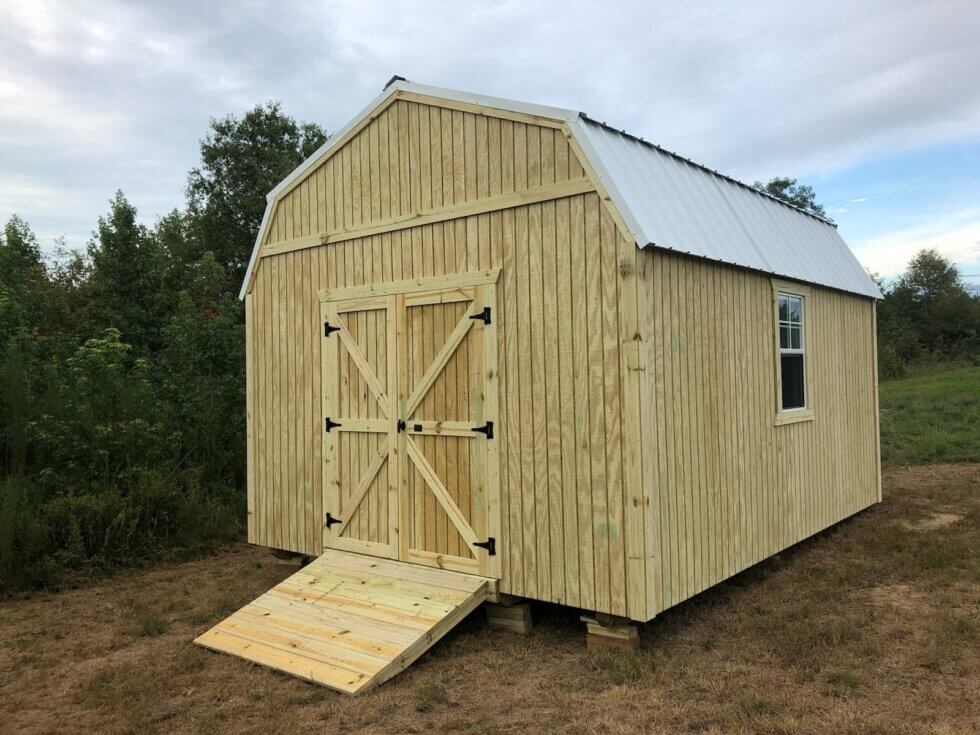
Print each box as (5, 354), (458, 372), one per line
(194, 549), (494, 695)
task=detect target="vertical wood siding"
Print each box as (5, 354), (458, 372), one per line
(636, 249), (879, 617)
(247, 99), (644, 618)
(245, 95), (879, 622)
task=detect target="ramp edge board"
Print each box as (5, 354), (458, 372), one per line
(194, 549), (495, 695)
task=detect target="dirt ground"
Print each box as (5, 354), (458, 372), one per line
(1, 464), (977, 735)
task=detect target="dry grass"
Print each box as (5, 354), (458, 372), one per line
(1, 464), (977, 734)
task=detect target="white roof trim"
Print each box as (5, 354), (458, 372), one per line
(240, 79), (880, 301)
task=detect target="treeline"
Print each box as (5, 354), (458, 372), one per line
(0, 104), (326, 591)
(2, 106), (976, 592)
(875, 249), (979, 379)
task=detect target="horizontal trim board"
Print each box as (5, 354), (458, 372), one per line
(321, 269), (501, 302)
(261, 178), (595, 259)
(332, 419), (390, 433)
(773, 409), (814, 426)
(404, 549), (480, 574)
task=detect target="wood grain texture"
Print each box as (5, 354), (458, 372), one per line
(195, 549), (493, 695)
(635, 249), (880, 618)
(249, 200), (636, 614)
(244, 94), (879, 623)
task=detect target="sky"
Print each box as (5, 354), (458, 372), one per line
(2, 0), (979, 285)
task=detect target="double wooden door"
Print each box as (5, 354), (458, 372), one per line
(320, 272), (500, 578)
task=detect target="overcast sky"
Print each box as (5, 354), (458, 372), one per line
(2, 0), (979, 282)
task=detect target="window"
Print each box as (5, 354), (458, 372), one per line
(772, 281), (813, 425)
(778, 293), (806, 410)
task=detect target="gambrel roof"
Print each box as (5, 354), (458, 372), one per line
(241, 79), (881, 300)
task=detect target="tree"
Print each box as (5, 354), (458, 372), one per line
(86, 192), (166, 354)
(753, 177), (830, 220)
(157, 252), (245, 486)
(186, 102), (328, 288)
(0, 217), (49, 474)
(884, 249), (979, 357)
(0, 216), (49, 344)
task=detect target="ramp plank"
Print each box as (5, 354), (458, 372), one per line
(195, 549), (493, 695)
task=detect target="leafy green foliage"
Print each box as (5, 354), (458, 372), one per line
(85, 192), (168, 355)
(0, 216), (50, 345)
(876, 249), (979, 378)
(753, 177), (830, 220)
(186, 102), (327, 287)
(0, 102), (322, 592)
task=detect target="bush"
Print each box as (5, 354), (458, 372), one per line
(0, 318), (243, 594)
(0, 477), (59, 589)
(0, 105), (327, 594)
(0, 470), (240, 592)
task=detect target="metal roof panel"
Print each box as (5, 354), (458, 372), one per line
(240, 81), (881, 300)
(572, 117), (881, 298)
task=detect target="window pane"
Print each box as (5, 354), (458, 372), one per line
(788, 296), (802, 323)
(781, 354), (805, 409)
(791, 325), (802, 350)
(780, 325), (790, 349)
(778, 296), (789, 321)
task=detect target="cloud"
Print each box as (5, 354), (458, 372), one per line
(852, 208), (980, 277)
(1, 0), (979, 258)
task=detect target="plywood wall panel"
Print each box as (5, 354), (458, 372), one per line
(245, 97), (878, 622)
(637, 249), (879, 617)
(260, 100), (580, 251)
(247, 182), (642, 617)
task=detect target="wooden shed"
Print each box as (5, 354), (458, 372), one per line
(196, 79), (882, 693)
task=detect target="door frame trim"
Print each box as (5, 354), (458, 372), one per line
(320, 274), (502, 579)
(319, 268), (501, 303)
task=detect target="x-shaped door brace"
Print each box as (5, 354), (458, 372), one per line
(404, 436), (479, 548)
(336, 445), (387, 535)
(333, 314), (391, 420)
(328, 296), (486, 547)
(404, 303), (482, 418)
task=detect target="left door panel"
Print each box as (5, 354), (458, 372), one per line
(321, 295), (398, 559)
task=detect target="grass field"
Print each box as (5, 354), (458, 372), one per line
(879, 366), (979, 465)
(1, 368), (976, 733)
(0, 463), (977, 734)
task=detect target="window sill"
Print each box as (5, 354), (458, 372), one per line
(774, 409), (814, 426)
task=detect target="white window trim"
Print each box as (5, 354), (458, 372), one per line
(772, 280), (814, 426)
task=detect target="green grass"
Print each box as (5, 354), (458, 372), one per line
(879, 366), (979, 465)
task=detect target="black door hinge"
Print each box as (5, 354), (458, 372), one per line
(325, 512), (342, 528)
(469, 306), (491, 325)
(323, 321), (340, 337)
(473, 537), (496, 555)
(472, 421), (494, 439)
(397, 419), (406, 433)
(324, 417), (342, 432)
